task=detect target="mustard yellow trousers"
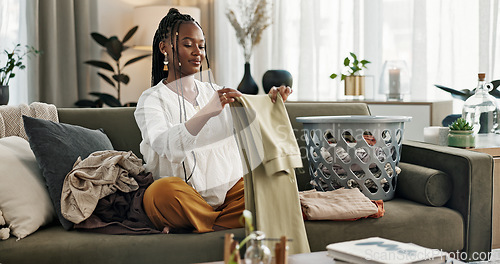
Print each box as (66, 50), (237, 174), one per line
(143, 177), (244, 233)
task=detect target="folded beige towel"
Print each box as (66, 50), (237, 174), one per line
(0, 102), (58, 140)
(299, 188), (378, 220)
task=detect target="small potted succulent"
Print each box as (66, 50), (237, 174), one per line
(448, 118), (475, 148)
(330, 52), (370, 99)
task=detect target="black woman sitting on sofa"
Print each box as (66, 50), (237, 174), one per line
(134, 8), (292, 234)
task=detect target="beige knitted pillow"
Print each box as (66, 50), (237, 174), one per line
(0, 102), (58, 140)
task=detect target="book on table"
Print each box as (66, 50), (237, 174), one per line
(326, 237), (449, 264)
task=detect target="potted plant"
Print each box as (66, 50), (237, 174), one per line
(448, 118), (475, 148)
(0, 44), (40, 105)
(330, 52), (370, 99)
(76, 26), (150, 107)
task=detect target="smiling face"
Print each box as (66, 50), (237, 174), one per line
(160, 22), (205, 81)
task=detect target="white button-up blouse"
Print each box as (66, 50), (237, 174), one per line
(134, 79), (243, 208)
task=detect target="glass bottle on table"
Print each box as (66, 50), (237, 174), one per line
(462, 73), (499, 134)
(244, 231), (272, 264)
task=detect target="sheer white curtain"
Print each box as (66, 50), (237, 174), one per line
(3, 0), (499, 105)
(0, 0), (29, 105)
(425, 1), (479, 101)
(485, 0), (500, 79)
(214, 0), (360, 101)
(213, 0), (245, 89)
(214, 0), (500, 104)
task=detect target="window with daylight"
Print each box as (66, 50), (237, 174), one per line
(217, 0), (496, 105)
(0, 0), (29, 105)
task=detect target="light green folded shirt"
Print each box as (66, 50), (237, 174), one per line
(230, 94), (310, 254)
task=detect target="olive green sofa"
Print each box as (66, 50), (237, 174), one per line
(0, 102), (493, 263)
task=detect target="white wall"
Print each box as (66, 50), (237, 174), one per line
(96, 0), (207, 104)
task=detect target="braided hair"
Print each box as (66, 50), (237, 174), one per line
(151, 8), (212, 86)
(151, 8), (214, 183)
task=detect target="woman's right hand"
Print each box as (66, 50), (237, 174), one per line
(204, 87), (242, 117)
(185, 87), (241, 136)
(186, 88), (242, 136)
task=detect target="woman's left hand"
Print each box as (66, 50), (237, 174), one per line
(268, 85), (293, 103)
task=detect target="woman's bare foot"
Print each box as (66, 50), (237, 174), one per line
(162, 226), (170, 234)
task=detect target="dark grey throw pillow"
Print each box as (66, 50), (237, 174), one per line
(23, 115), (114, 230)
(396, 162), (452, 207)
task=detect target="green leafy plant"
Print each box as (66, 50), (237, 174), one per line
(329, 52), (370, 81)
(449, 118), (474, 130)
(0, 44), (40, 86)
(76, 26), (151, 107)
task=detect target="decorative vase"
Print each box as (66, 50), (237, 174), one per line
(244, 231), (272, 264)
(262, 70), (293, 94)
(0, 85), (9, 105)
(462, 73), (499, 134)
(448, 130), (475, 148)
(238, 62), (259, 95)
(344, 75), (365, 100)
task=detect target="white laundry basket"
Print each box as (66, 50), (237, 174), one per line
(296, 116), (412, 201)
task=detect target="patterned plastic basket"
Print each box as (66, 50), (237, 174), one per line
(296, 116), (411, 201)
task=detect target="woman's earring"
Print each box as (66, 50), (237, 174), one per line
(163, 52), (169, 71)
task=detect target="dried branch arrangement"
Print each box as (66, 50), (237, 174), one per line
(226, 0), (272, 62)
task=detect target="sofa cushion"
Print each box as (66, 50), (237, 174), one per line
(396, 162), (452, 206)
(305, 198), (463, 253)
(0, 225), (245, 264)
(23, 116), (114, 230)
(0, 136), (55, 239)
(57, 107), (142, 160)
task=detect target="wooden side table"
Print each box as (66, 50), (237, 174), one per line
(469, 134), (500, 249)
